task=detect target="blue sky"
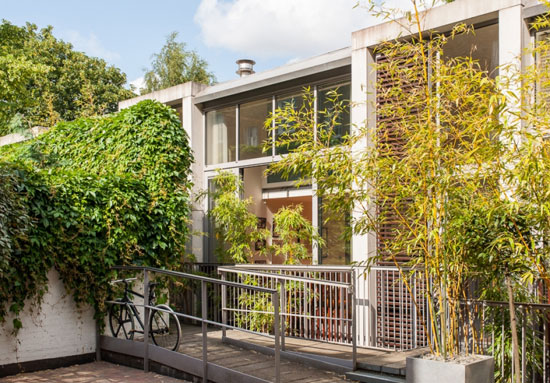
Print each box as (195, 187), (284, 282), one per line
(2, 0), (410, 89)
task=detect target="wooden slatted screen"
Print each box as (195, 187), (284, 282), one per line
(537, 31), (550, 106)
(375, 52), (419, 265)
(375, 51), (428, 350)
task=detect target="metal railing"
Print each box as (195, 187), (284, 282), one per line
(458, 299), (550, 383)
(368, 265), (550, 382)
(218, 265), (357, 369)
(369, 266), (430, 350)
(103, 265), (282, 383)
(168, 263), (231, 324)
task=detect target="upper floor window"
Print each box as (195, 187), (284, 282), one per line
(239, 98), (272, 160)
(317, 83), (351, 146)
(204, 78), (351, 165)
(275, 93), (310, 155)
(206, 107), (236, 165)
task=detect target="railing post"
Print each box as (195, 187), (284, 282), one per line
(279, 278), (286, 351)
(201, 280), (208, 382)
(221, 271), (227, 340)
(273, 290), (281, 383)
(143, 270), (150, 373)
(351, 269), (357, 371)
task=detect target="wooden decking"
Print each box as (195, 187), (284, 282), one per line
(176, 325), (347, 382)
(174, 324), (426, 381)
(213, 327), (426, 375)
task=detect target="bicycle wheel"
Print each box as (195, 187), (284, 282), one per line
(109, 301), (135, 340)
(149, 304), (181, 351)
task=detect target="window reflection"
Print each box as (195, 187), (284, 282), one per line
(239, 99), (272, 160)
(275, 93), (307, 155)
(206, 107), (236, 165)
(317, 83), (351, 146)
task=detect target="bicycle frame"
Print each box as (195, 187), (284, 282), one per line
(117, 280), (157, 335)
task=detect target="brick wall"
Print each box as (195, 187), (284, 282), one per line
(0, 269), (96, 365)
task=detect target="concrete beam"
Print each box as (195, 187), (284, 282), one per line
(0, 126), (48, 147)
(118, 82), (207, 110)
(194, 48), (351, 105)
(352, 0), (523, 50)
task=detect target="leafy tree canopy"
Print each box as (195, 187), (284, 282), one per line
(0, 20), (135, 136)
(142, 31), (215, 94)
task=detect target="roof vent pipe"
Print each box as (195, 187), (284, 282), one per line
(236, 59), (256, 77)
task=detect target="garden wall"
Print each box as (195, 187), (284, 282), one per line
(0, 268), (95, 369)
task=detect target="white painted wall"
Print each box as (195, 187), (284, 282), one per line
(0, 269), (95, 366)
(0, 127), (49, 147)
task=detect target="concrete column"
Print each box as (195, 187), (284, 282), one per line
(350, 46), (376, 265)
(183, 83), (208, 262)
(311, 186), (320, 265)
(499, 4), (529, 111)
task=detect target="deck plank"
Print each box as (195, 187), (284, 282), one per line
(172, 325), (349, 382)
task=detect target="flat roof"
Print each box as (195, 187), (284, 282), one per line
(352, 0), (524, 50)
(194, 47), (351, 106)
(119, 82), (207, 110)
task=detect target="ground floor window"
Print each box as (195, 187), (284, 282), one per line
(318, 197), (350, 265)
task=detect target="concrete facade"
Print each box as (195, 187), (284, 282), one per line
(116, 0), (547, 347)
(120, 0), (547, 267)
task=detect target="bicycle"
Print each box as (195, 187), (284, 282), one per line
(108, 277), (182, 351)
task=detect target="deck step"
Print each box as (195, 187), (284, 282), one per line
(345, 370), (406, 383)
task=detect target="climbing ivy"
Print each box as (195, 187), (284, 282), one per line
(0, 100), (193, 331)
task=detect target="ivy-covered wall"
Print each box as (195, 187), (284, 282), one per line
(0, 100), (193, 331)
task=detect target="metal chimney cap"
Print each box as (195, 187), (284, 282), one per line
(236, 59), (256, 77)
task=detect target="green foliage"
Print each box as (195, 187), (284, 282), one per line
(142, 31), (215, 94)
(271, 205), (323, 264)
(265, 88), (353, 230)
(263, 18), (507, 359)
(0, 20), (135, 135)
(208, 171), (268, 263)
(0, 100), (193, 331)
(456, 202), (534, 282)
(235, 276), (275, 333)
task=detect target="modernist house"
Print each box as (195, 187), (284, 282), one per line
(119, 0), (548, 350)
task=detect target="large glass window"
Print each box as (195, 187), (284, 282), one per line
(206, 107), (236, 165)
(317, 83), (351, 146)
(239, 98), (272, 160)
(443, 23), (498, 77)
(318, 198), (350, 265)
(275, 93), (307, 155)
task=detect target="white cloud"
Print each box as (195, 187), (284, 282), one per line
(60, 30), (121, 62)
(129, 76), (145, 93)
(195, 0), (414, 59)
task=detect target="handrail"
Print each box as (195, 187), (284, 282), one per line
(112, 265), (277, 294)
(106, 300), (283, 339)
(218, 264), (357, 370)
(219, 266), (352, 289)
(369, 265), (414, 271)
(108, 265), (281, 383)
(461, 299), (550, 310)
(226, 264), (355, 272)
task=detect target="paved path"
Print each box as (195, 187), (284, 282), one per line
(0, 361), (188, 383)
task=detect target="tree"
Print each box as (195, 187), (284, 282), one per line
(208, 171), (268, 263)
(266, 1), (550, 379)
(0, 20), (135, 135)
(142, 31), (215, 94)
(271, 205), (323, 265)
